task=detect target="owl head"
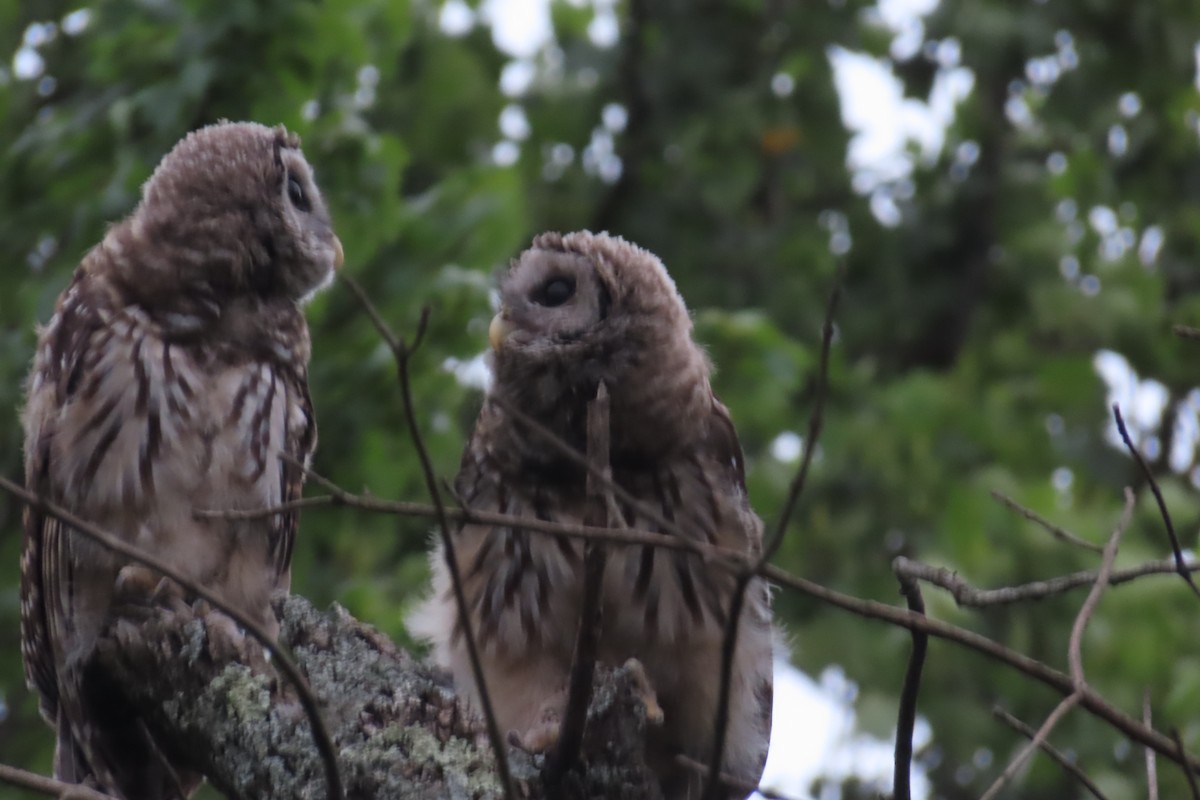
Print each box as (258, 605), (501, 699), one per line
(488, 231), (712, 459)
(123, 120), (342, 305)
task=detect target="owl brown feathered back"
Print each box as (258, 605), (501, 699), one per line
(409, 231), (773, 799)
(19, 121), (341, 799)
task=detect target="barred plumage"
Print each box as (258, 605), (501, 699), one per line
(409, 231), (773, 799)
(20, 121), (340, 799)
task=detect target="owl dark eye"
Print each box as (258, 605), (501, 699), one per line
(534, 276), (575, 307)
(286, 173), (311, 212)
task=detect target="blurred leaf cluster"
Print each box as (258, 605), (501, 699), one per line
(2, 1), (1200, 797)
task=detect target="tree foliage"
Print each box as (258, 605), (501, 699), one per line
(2, 1), (1200, 798)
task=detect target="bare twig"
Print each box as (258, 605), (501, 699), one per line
(338, 271), (403, 353)
(218, 471), (710, 558)
(1113, 403), (1200, 599)
(1173, 324), (1200, 341)
(339, 276), (516, 800)
(703, 268), (842, 800)
(1146, 690), (1158, 800)
(548, 383), (611, 784)
(893, 568), (928, 800)
(982, 696), (1082, 800)
(764, 265), (842, 560)
(1173, 728), (1200, 800)
(210, 465), (1200, 775)
(213, 491), (1200, 608)
(893, 555), (1200, 608)
(0, 763), (115, 800)
(1069, 488), (1129, 681)
(979, 487), (1133, 800)
(0, 477), (343, 800)
(990, 490), (1103, 553)
(228, 437), (1200, 778)
(992, 708), (1108, 800)
(759, 559), (1200, 771)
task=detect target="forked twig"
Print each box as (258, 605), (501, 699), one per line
(979, 487), (1133, 800)
(0, 477), (343, 800)
(758, 558), (1200, 771)
(214, 459), (1200, 775)
(893, 555), (1200, 608)
(1112, 403), (1200, 599)
(992, 708), (1108, 800)
(339, 274), (516, 800)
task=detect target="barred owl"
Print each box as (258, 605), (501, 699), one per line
(409, 231), (773, 798)
(20, 121), (341, 798)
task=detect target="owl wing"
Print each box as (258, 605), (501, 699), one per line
(20, 276), (147, 789)
(20, 439), (61, 722)
(270, 374), (316, 588)
(20, 272), (107, 722)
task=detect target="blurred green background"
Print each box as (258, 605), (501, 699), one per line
(3, 0), (1200, 797)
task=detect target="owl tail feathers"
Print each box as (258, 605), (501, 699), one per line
(54, 665), (203, 800)
(54, 720), (202, 800)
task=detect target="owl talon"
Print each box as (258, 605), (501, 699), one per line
(623, 658), (664, 726)
(204, 610), (248, 664)
(113, 565), (161, 605)
(510, 720), (562, 754)
(149, 576), (190, 614)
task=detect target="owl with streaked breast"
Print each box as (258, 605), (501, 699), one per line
(409, 231), (773, 799)
(20, 121), (342, 799)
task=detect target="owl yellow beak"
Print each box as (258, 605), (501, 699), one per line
(489, 312), (513, 351)
(332, 236), (345, 271)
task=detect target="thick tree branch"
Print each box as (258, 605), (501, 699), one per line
(339, 275), (516, 800)
(89, 594), (663, 800)
(0, 476), (342, 800)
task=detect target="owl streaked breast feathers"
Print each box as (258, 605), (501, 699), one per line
(20, 121), (341, 799)
(409, 231), (774, 799)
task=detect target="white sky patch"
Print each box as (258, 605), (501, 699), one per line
(439, 0), (476, 36)
(443, 352), (492, 392)
(61, 9), (92, 36)
(588, 0), (620, 48)
(500, 59), (537, 96)
(771, 431), (804, 463)
(758, 662), (931, 799)
(829, 46), (973, 192)
(12, 46), (44, 79)
(500, 103), (532, 140)
(481, 0), (553, 57)
(1094, 349), (1170, 457)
